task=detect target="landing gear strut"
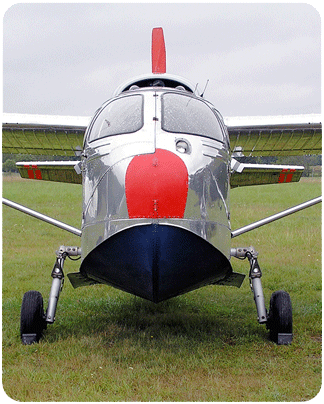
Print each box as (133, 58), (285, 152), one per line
(20, 246), (81, 345)
(231, 246), (293, 345)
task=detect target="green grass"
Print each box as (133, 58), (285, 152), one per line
(2, 174), (322, 401)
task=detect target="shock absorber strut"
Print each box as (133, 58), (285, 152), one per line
(231, 246), (267, 324)
(246, 250), (267, 324)
(45, 246), (81, 324)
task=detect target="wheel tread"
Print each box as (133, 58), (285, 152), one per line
(20, 290), (46, 343)
(268, 290), (293, 343)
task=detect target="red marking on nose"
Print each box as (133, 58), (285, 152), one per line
(125, 149), (188, 219)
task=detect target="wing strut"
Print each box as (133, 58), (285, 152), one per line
(2, 198), (81, 237)
(231, 196), (322, 238)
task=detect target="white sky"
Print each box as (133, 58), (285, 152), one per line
(2, 2), (321, 118)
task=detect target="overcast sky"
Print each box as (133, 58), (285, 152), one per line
(2, 3), (321, 118)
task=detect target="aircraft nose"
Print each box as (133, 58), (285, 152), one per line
(125, 148), (188, 219)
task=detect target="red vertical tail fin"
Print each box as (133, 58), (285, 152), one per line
(152, 27), (166, 74)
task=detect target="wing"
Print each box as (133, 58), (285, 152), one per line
(16, 161), (82, 184)
(226, 114), (322, 156)
(230, 159), (304, 188)
(5, 113), (321, 157)
(2, 113), (90, 156)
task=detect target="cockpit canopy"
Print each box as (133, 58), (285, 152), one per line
(161, 92), (224, 141)
(87, 89), (226, 144)
(88, 94), (144, 142)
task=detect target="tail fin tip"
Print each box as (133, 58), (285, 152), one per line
(152, 27), (166, 74)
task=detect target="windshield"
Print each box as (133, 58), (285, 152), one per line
(161, 93), (224, 142)
(88, 94), (144, 141)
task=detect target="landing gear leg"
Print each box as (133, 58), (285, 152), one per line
(246, 250), (267, 325)
(45, 249), (66, 324)
(231, 246), (293, 344)
(231, 247), (267, 324)
(20, 246), (81, 344)
(46, 246), (81, 324)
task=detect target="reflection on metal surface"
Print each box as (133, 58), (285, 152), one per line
(81, 89), (231, 265)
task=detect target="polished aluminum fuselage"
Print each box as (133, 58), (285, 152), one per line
(80, 87), (232, 301)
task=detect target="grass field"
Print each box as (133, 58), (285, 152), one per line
(2, 175), (322, 401)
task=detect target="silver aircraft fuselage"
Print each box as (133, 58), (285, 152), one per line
(80, 77), (233, 302)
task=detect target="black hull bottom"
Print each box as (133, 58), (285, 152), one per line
(80, 224), (232, 303)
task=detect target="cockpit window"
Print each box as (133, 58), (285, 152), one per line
(88, 95), (143, 141)
(161, 93), (224, 142)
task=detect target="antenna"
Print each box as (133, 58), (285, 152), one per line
(152, 27), (166, 74)
(200, 79), (209, 97)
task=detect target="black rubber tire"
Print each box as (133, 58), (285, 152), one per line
(20, 290), (46, 344)
(267, 290), (292, 343)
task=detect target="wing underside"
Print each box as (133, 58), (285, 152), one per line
(2, 113), (88, 156)
(226, 114), (321, 156)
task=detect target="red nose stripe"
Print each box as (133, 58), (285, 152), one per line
(125, 149), (188, 219)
